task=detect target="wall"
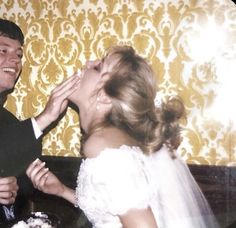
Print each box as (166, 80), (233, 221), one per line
(1, 0), (236, 165)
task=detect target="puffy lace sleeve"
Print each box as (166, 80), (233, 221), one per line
(75, 146), (151, 217)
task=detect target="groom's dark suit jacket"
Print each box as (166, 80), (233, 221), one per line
(0, 106), (42, 177)
(0, 106), (42, 223)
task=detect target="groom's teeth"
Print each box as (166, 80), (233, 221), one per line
(3, 68), (16, 73)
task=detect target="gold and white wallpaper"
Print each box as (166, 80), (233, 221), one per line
(1, 0), (236, 165)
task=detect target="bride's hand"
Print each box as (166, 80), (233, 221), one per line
(26, 159), (65, 197)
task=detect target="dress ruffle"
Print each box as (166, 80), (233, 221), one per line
(75, 145), (219, 228)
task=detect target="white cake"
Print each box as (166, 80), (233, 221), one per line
(11, 212), (54, 228)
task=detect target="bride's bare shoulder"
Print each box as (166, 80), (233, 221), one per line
(83, 132), (109, 158)
(82, 127), (136, 158)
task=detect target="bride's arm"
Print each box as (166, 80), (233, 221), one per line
(26, 158), (76, 204)
(119, 207), (158, 228)
(59, 185), (76, 204)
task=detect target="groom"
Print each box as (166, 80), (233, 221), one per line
(0, 18), (79, 223)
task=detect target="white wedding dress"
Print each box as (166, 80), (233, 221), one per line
(75, 145), (219, 228)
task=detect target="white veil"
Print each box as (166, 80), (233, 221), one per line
(147, 146), (219, 228)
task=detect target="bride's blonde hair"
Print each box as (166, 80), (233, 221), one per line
(88, 45), (185, 155)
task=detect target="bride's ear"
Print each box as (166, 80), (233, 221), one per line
(96, 74), (112, 105)
(97, 90), (111, 105)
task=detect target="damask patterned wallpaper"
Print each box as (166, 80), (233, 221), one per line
(1, 0), (235, 165)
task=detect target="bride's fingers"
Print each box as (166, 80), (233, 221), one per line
(28, 161), (46, 181)
(36, 173), (50, 191)
(33, 167), (49, 185)
(26, 158), (42, 176)
(39, 173), (49, 189)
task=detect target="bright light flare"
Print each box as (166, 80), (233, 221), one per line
(207, 58), (236, 126)
(187, 18), (226, 62)
(187, 16), (236, 126)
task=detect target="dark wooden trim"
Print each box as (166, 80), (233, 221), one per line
(15, 156), (236, 227)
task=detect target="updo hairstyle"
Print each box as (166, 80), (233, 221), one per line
(92, 46), (185, 155)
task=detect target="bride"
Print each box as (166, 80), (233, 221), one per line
(26, 45), (219, 228)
